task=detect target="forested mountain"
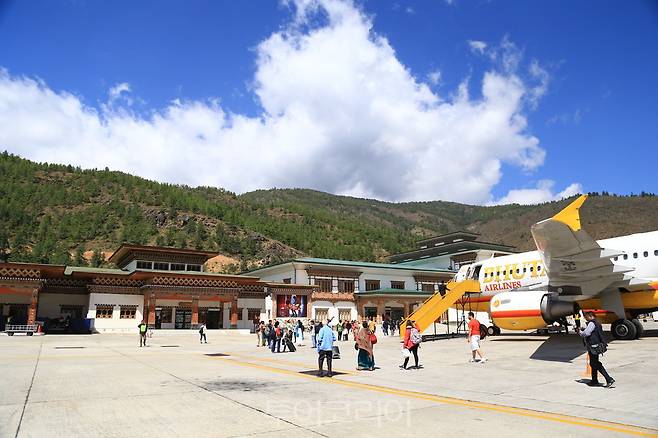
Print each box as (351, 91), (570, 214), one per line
(1, 152), (656, 273)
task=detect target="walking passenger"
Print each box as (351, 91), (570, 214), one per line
(574, 312), (582, 331)
(355, 320), (375, 371)
(256, 321), (263, 347)
(579, 311), (615, 388)
(271, 321), (282, 353)
(337, 320), (344, 341)
(467, 312), (486, 363)
(138, 320), (148, 347)
(265, 320), (273, 349)
(296, 319), (304, 342)
(310, 320), (317, 348)
(317, 318), (336, 377)
(344, 321), (351, 341)
(313, 320), (322, 349)
(382, 319), (389, 336)
(400, 320), (421, 370)
(438, 280), (449, 297)
(199, 323), (208, 344)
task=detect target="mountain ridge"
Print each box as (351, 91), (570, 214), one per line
(1, 152), (656, 273)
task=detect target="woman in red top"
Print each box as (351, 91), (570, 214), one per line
(399, 320), (421, 370)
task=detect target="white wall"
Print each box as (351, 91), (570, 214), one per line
(87, 293), (144, 333)
(38, 293), (88, 319)
(237, 297), (265, 329)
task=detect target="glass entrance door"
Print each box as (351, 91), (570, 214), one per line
(175, 309), (192, 329)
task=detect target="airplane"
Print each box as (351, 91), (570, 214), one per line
(403, 195), (658, 340)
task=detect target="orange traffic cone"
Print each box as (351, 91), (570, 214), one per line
(581, 355), (592, 378)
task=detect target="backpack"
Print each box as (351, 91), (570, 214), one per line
(199, 327), (203, 334)
(410, 327), (422, 345)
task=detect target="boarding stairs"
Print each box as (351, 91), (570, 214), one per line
(399, 279), (481, 338)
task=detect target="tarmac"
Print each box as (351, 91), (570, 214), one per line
(1, 322), (658, 438)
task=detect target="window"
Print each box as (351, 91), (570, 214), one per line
(391, 281), (405, 290)
(421, 283), (435, 292)
(315, 279), (332, 292)
(633, 253), (638, 259)
(236, 308), (244, 320)
(530, 267), (534, 272)
(613, 256), (618, 261)
(538, 266), (542, 271)
(95, 305), (114, 319)
(282, 278), (292, 284)
(247, 308), (262, 321)
(643, 251), (648, 257)
(338, 279), (355, 293)
(136, 261), (153, 269)
(153, 262), (169, 270)
(186, 264), (202, 272)
(170, 263), (185, 271)
(120, 306), (137, 319)
(159, 307), (173, 323)
(655, 250), (658, 256)
(365, 280), (380, 291)
(623, 254), (628, 260)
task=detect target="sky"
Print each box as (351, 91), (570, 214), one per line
(0, 0), (656, 205)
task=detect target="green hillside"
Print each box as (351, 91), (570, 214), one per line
(1, 152), (656, 272)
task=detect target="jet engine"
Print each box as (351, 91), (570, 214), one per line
(490, 291), (576, 330)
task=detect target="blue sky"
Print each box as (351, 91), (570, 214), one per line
(0, 0), (656, 204)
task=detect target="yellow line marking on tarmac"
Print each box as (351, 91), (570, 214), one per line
(209, 355), (658, 437)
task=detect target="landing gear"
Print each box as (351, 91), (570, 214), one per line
(486, 325), (501, 336)
(631, 318), (644, 339)
(611, 319), (638, 340)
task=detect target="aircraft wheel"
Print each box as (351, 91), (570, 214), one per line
(631, 319), (644, 339)
(611, 319), (637, 340)
(486, 325), (496, 336)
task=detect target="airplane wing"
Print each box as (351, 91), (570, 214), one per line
(530, 195), (635, 297)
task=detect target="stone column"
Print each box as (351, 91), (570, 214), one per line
(27, 288), (39, 325)
(142, 293), (149, 323)
(191, 296), (199, 326)
(148, 294), (156, 326)
(376, 299), (384, 323)
(230, 295), (239, 328)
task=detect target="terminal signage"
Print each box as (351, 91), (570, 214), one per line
(276, 295), (307, 318)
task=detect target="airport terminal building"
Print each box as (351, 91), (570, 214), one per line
(250, 232), (517, 323)
(0, 233), (515, 332)
(0, 244), (313, 332)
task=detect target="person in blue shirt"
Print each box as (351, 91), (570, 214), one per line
(317, 319), (336, 377)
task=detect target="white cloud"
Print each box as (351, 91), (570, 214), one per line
(468, 40), (487, 54)
(427, 70), (441, 86)
(405, 6), (415, 14)
(546, 108), (583, 126)
(0, 0), (560, 204)
(527, 60), (549, 109)
(491, 180), (583, 205)
(109, 82), (130, 100)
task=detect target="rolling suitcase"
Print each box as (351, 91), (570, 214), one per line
(332, 345), (341, 359)
(285, 338), (296, 352)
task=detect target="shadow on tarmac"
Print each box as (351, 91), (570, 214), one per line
(203, 379), (275, 392)
(528, 335), (586, 362)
